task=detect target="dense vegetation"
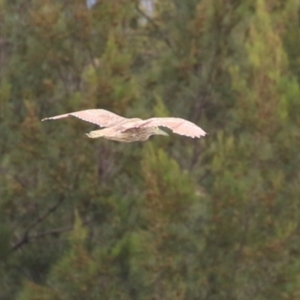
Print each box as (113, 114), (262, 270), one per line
(1, 0), (300, 299)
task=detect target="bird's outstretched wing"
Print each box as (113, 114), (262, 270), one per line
(126, 117), (206, 138)
(42, 109), (126, 128)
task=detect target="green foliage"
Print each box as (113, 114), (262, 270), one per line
(1, 0), (300, 299)
(142, 144), (197, 225)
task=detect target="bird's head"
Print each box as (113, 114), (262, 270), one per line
(152, 127), (169, 137)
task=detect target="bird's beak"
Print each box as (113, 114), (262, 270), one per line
(157, 128), (169, 136)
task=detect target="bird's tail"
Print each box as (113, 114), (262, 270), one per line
(86, 129), (106, 139)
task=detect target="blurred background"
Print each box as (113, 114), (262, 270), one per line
(1, 0), (300, 299)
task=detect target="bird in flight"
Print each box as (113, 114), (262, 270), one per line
(42, 109), (206, 143)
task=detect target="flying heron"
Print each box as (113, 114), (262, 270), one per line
(42, 109), (206, 143)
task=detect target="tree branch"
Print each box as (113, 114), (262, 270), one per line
(30, 219), (91, 240)
(135, 3), (173, 50)
(10, 196), (65, 253)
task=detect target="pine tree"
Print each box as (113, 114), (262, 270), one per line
(1, 0), (300, 299)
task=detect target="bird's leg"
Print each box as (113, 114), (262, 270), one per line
(86, 128), (110, 138)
